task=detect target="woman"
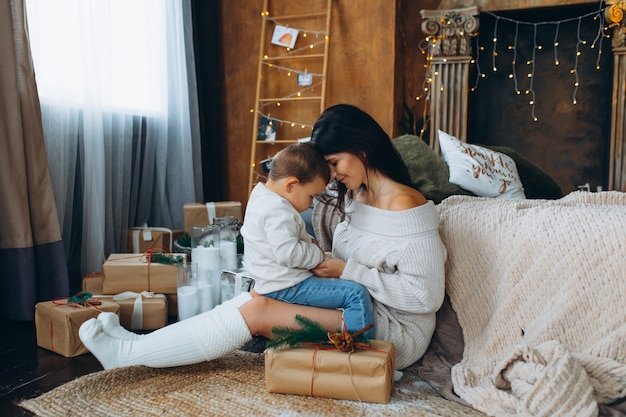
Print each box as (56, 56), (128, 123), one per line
(309, 104), (446, 369)
(79, 104), (446, 371)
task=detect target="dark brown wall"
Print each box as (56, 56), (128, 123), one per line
(202, 0), (610, 206)
(468, 4), (612, 193)
(216, 0), (432, 208)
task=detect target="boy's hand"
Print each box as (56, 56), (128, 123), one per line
(312, 257), (346, 278)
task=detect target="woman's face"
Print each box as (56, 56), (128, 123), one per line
(324, 152), (366, 191)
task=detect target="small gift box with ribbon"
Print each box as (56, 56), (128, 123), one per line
(35, 293), (120, 357)
(183, 201), (242, 234)
(264, 318), (395, 403)
(98, 291), (168, 330)
(81, 272), (104, 294)
(102, 253), (184, 295)
(126, 224), (185, 254)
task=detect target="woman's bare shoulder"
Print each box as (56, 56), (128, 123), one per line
(388, 184), (427, 211)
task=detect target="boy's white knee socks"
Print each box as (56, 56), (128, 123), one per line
(79, 293), (253, 370)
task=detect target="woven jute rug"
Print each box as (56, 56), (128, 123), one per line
(19, 350), (484, 417)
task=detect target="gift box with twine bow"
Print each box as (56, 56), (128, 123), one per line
(97, 291), (168, 330)
(265, 339), (395, 403)
(264, 317), (395, 403)
(183, 201), (242, 233)
(102, 252), (185, 295)
(35, 293), (120, 357)
(126, 225), (185, 254)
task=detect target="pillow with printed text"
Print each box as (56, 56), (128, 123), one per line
(438, 130), (526, 199)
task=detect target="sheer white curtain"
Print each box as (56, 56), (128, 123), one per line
(25, 0), (202, 277)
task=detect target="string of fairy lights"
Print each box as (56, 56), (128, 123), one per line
(417, 3), (611, 123)
(251, 11), (329, 132)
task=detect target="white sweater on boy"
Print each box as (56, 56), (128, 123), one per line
(240, 183), (323, 294)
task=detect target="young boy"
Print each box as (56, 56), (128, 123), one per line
(241, 142), (375, 338)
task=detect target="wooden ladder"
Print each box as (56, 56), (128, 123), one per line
(248, 0), (332, 197)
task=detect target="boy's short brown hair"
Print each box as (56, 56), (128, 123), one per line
(268, 142), (330, 184)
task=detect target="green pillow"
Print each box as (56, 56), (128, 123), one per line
(392, 135), (563, 202)
(486, 145), (563, 200)
(392, 134), (472, 203)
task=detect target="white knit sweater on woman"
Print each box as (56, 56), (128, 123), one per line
(331, 200), (446, 369)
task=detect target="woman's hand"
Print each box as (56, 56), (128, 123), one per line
(312, 257), (346, 278)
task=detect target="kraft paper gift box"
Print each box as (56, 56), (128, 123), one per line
(183, 201), (242, 233)
(102, 253), (181, 295)
(81, 272), (104, 294)
(166, 294), (178, 317)
(35, 298), (120, 357)
(265, 339), (395, 404)
(126, 225), (185, 254)
(97, 292), (168, 330)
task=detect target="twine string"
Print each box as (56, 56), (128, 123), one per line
(48, 296), (102, 353)
(306, 342), (394, 402)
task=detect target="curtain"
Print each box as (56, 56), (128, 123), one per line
(25, 0), (203, 283)
(0, 0), (69, 321)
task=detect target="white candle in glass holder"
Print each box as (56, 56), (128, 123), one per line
(177, 285), (199, 320)
(220, 240), (238, 270)
(192, 246), (222, 308)
(221, 273), (233, 303)
(198, 282), (213, 312)
(197, 265), (213, 311)
(209, 260), (222, 307)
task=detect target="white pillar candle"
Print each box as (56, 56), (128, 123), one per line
(220, 240), (238, 271)
(198, 282), (213, 312)
(177, 285), (199, 320)
(221, 276), (234, 303)
(192, 246), (222, 308)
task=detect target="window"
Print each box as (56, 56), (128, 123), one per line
(26, 0), (167, 113)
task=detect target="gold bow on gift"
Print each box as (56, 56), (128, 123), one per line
(266, 315), (373, 352)
(327, 323), (373, 353)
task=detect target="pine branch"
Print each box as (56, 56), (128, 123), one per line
(266, 315), (371, 350)
(266, 315), (333, 349)
(148, 253), (184, 265)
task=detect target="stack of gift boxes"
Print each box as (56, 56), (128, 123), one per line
(35, 201), (245, 358)
(34, 199), (396, 404)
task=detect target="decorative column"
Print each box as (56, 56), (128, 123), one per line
(605, 1), (626, 191)
(420, 6), (479, 153)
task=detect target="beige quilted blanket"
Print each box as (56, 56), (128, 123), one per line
(437, 192), (626, 417)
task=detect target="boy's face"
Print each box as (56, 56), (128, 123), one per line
(285, 176), (327, 212)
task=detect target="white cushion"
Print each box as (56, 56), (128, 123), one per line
(437, 130), (526, 199)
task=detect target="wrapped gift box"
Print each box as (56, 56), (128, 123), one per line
(166, 294), (177, 317)
(183, 201), (242, 233)
(102, 253), (181, 295)
(97, 292), (168, 330)
(126, 226), (185, 253)
(265, 339), (395, 403)
(35, 298), (120, 357)
(81, 272), (104, 294)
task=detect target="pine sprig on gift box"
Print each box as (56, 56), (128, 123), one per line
(266, 315), (372, 352)
(267, 315), (331, 349)
(148, 253), (185, 265)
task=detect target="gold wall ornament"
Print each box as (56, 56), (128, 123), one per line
(420, 6), (480, 57)
(420, 7), (479, 150)
(605, 1), (626, 48)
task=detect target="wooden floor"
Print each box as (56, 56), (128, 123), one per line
(0, 317), (102, 416)
(0, 315), (268, 417)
